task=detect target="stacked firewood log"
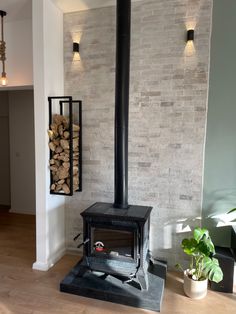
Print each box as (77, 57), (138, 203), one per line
(48, 114), (80, 194)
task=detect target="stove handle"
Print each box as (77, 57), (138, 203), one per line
(77, 238), (90, 249)
(73, 233), (81, 241)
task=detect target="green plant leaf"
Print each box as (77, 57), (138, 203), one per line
(197, 237), (215, 256)
(193, 227), (209, 242)
(227, 208), (236, 214)
(175, 263), (184, 272)
(206, 238), (215, 254)
(182, 238), (198, 255)
(202, 257), (223, 283)
(197, 241), (211, 256)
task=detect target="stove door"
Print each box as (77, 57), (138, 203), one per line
(91, 226), (136, 261)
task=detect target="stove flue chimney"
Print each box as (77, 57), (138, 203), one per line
(113, 0), (131, 209)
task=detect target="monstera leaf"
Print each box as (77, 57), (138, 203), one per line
(197, 241), (211, 256)
(193, 227), (209, 242)
(193, 227), (215, 256)
(198, 237), (215, 255)
(227, 208), (236, 214)
(227, 208), (236, 222)
(181, 238), (198, 255)
(202, 257), (223, 283)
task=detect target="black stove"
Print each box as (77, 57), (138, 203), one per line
(78, 202), (152, 290)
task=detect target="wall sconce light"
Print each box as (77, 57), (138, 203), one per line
(187, 29), (194, 42)
(0, 10), (7, 86)
(73, 42), (80, 53)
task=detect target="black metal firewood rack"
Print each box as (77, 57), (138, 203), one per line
(48, 96), (82, 195)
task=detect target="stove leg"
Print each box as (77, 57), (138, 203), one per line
(136, 269), (149, 291)
(73, 259), (90, 278)
(74, 265), (89, 278)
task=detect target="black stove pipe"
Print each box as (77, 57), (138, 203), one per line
(113, 0), (131, 209)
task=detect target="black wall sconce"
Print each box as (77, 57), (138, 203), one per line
(187, 29), (194, 42)
(73, 42), (80, 53)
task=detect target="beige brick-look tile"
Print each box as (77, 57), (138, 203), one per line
(64, 0), (212, 268)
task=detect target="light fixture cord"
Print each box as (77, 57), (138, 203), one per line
(0, 14), (6, 75)
(1, 14), (3, 41)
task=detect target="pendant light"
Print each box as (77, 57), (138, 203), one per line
(0, 10), (7, 86)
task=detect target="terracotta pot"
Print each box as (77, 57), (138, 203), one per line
(183, 270), (208, 299)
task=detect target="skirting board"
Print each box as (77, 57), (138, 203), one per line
(10, 208), (36, 215)
(33, 247), (66, 271)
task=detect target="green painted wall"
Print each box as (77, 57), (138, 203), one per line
(203, 0), (236, 246)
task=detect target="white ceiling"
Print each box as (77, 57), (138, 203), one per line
(0, 0), (142, 22)
(0, 0), (32, 22)
(52, 0), (142, 13)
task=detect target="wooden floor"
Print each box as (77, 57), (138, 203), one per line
(0, 210), (235, 314)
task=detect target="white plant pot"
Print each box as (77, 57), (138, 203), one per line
(184, 270), (208, 299)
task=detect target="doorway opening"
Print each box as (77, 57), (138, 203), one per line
(0, 88), (36, 266)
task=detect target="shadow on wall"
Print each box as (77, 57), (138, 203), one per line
(150, 210), (236, 268)
(202, 188), (236, 248)
(150, 216), (202, 269)
(203, 188), (236, 227)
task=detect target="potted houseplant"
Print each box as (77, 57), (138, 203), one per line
(176, 227), (223, 299)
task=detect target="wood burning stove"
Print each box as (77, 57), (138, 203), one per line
(60, 0), (165, 310)
(60, 201), (166, 312)
(76, 202), (152, 290)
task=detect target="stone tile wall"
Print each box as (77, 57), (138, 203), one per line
(64, 0), (212, 267)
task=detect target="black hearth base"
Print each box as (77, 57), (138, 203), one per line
(60, 260), (166, 312)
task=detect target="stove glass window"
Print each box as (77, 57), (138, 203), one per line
(91, 228), (134, 259)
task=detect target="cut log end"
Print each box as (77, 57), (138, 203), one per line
(48, 114), (80, 194)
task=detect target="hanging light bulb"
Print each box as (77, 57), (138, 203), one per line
(0, 10), (7, 87)
(1, 71), (7, 86)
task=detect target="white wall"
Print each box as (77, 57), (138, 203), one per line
(32, 0), (65, 271)
(8, 90), (35, 214)
(5, 18), (33, 87)
(0, 92), (10, 206)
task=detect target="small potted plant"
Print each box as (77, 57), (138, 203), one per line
(176, 227), (223, 299)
